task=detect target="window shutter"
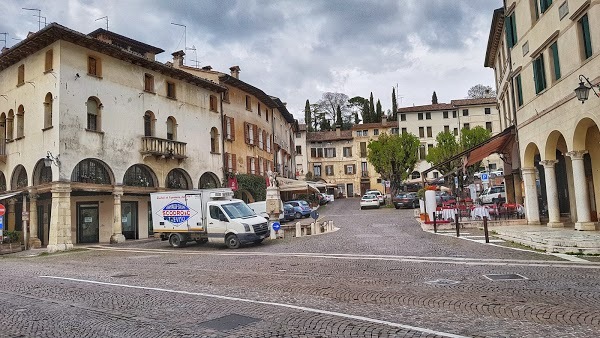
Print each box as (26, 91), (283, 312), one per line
(255, 156), (259, 174)
(231, 154), (236, 172)
(244, 122), (249, 144)
(223, 115), (228, 139)
(247, 156), (252, 174)
(224, 152), (229, 171)
(262, 132), (267, 151)
(230, 118), (235, 141)
(551, 42), (560, 80)
(253, 125), (259, 146)
(353, 164), (356, 174)
(505, 15), (514, 49)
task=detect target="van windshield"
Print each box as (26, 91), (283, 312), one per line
(221, 202), (256, 219)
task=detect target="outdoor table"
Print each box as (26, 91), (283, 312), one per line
(441, 208), (457, 221)
(471, 206), (490, 220)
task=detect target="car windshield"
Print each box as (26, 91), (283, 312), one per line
(221, 202), (256, 219)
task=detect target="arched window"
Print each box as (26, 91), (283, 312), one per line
(166, 116), (176, 140)
(7, 109), (14, 140)
(44, 93), (53, 129)
(16, 105), (24, 138)
(123, 164), (156, 187)
(411, 171), (421, 180)
(0, 172), (6, 191)
(210, 127), (219, 153)
(166, 169), (190, 189)
(199, 172), (220, 189)
(86, 97), (101, 131)
(71, 158), (112, 184)
(144, 111), (155, 137)
(11, 165), (28, 189)
(39, 166), (52, 184)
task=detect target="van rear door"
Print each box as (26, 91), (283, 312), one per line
(185, 194), (205, 232)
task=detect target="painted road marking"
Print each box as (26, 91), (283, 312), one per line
(550, 253), (591, 262)
(40, 275), (468, 338)
(86, 246), (600, 269)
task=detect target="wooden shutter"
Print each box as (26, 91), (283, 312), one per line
(247, 156), (252, 174)
(223, 115), (228, 140)
(231, 154), (236, 173)
(253, 125), (259, 146)
(244, 122), (249, 144)
(224, 152), (229, 171)
(230, 117), (236, 141)
(353, 164), (356, 174)
(254, 156), (259, 174)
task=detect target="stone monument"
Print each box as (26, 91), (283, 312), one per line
(266, 170), (281, 239)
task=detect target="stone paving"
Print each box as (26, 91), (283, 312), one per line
(0, 198), (599, 337)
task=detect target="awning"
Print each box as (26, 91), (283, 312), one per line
(277, 177), (321, 193)
(0, 191), (24, 201)
(422, 126), (515, 176)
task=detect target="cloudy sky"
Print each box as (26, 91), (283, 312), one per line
(1, 0), (500, 121)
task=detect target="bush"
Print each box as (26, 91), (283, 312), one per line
(235, 174), (267, 201)
(3, 230), (19, 244)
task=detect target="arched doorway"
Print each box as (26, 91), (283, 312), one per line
(33, 159), (53, 185)
(199, 172), (220, 189)
(522, 142), (542, 224)
(572, 118), (600, 228)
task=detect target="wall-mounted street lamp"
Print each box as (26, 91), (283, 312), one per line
(574, 74), (600, 103)
(44, 151), (60, 167)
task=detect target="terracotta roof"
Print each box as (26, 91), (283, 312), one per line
(397, 103), (454, 113)
(88, 28), (164, 54)
(307, 130), (353, 142)
(351, 120), (397, 129)
(450, 98), (497, 106)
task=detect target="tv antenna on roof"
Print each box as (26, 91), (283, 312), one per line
(96, 16), (109, 30)
(22, 8), (42, 31)
(171, 22), (189, 65)
(0, 33), (7, 48)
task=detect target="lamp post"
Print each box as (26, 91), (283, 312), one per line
(574, 74), (599, 103)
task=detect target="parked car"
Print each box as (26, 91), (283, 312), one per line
(490, 169), (504, 177)
(247, 200), (285, 221)
(479, 185), (506, 204)
(317, 193), (330, 205)
(287, 200), (313, 219)
(393, 192), (419, 209)
(283, 203), (296, 221)
(435, 191), (453, 206)
(365, 189), (385, 205)
(360, 194), (380, 209)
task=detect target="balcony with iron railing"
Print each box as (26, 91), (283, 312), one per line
(361, 171), (369, 178)
(141, 136), (187, 160)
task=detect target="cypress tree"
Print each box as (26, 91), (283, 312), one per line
(376, 99), (382, 122)
(392, 87), (398, 120)
(304, 100), (313, 132)
(362, 101), (371, 123)
(369, 92), (375, 120)
(432, 91), (438, 104)
(336, 105), (343, 126)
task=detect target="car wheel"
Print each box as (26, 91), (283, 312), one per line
(395, 205), (400, 209)
(360, 206), (363, 210)
(225, 234), (240, 249)
(295, 212), (301, 219)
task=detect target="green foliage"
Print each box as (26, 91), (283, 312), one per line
(367, 132), (420, 195)
(376, 99), (382, 122)
(235, 174), (266, 201)
(432, 91), (438, 104)
(467, 84), (496, 98)
(460, 126), (492, 180)
(354, 112), (361, 124)
(305, 171), (314, 181)
(304, 100), (313, 132)
(3, 230), (19, 243)
(417, 188), (425, 200)
(391, 87), (398, 120)
(426, 131), (461, 175)
(362, 100), (371, 123)
(369, 92), (375, 122)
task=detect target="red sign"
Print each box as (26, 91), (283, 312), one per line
(0, 204), (5, 216)
(228, 177), (239, 191)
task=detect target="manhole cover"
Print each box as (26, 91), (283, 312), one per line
(111, 273), (137, 278)
(425, 279), (460, 286)
(484, 273), (528, 281)
(199, 314), (260, 331)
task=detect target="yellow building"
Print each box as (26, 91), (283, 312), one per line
(485, 0), (600, 230)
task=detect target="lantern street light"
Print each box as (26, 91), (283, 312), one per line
(574, 74), (599, 104)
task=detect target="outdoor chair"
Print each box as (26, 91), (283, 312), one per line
(457, 205), (470, 221)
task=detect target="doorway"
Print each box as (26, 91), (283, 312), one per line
(121, 201), (138, 240)
(347, 183), (354, 197)
(77, 203), (99, 243)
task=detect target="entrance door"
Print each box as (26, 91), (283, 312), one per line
(78, 204), (99, 243)
(121, 201), (138, 240)
(347, 183), (354, 197)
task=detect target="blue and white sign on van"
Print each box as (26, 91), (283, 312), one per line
(272, 221), (281, 231)
(157, 200), (197, 226)
(481, 173), (489, 182)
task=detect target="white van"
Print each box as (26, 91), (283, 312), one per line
(479, 185), (506, 204)
(247, 200), (284, 221)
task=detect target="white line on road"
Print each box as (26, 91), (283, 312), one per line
(40, 275), (468, 338)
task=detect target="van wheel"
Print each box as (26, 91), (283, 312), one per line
(225, 234), (240, 249)
(169, 234), (186, 248)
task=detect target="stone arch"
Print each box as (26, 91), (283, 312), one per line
(411, 171), (420, 179)
(573, 117), (599, 151)
(11, 165), (28, 190)
(71, 158), (115, 185)
(0, 171), (6, 191)
(210, 127), (219, 153)
(166, 116), (177, 140)
(166, 168), (192, 189)
(33, 159), (53, 185)
(86, 96), (102, 131)
(123, 164), (158, 187)
(522, 142), (541, 168)
(198, 171), (220, 189)
(544, 130), (568, 160)
(16, 105), (24, 138)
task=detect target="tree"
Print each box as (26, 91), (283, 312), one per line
(362, 100), (371, 123)
(335, 105), (343, 126)
(391, 87), (398, 121)
(425, 131), (461, 176)
(467, 84), (496, 99)
(369, 92), (375, 121)
(304, 100), (313, 132)
(460, 126), (492, 182)
(432, 91), (438, 104)
(375, 99), (382, 122)
(367, 132), (420, 196)
(354, 112), (361, 124)
(316, 92), (350, 127)
(349, 96), (368, 124)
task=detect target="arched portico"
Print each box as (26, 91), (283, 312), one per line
(522, 142), (541, 224)
(540, 131), (571, 227)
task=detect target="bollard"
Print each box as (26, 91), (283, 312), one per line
(310, 222), (315, 235)
(455, 212), (460, 237)
(315, 221), (322, 234)
(330, 220), (334, 231)
(483, 216), (489, 243)
(296, 222), (302, 238)
(433, 212), (437, 233)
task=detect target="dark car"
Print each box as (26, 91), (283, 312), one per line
(393, 192), (419, 209)
(435, 191), (453, 206)
(283, 203), (296, 221)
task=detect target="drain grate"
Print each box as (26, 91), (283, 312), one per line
(484, 273), (528, 281)
(111, 273), (137, 278)
(199, 314), (260, 331)
(425, 279), (460, 286)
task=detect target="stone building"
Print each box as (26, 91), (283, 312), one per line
(294, 124), (308, 179)
(0, 23), (230, 251)
(485, 0), (600, 230)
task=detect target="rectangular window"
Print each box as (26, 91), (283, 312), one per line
(486, 122), (493, 132)
(391, 127), (399, 135)
(356, 131), (362, 137)
(550, 41), (561, 81)
(166, 81), (176, 99)
(400, 113), (406, 121)
(579, 14), (592, 60)
(144, 73), (154, 92)
(311, 148), (317, 158)
(540, 0), (552, 13)
(360, 142), (367, 157)
(223, 90), (230, 102)
(419, 145), (426, 160)
(296, 145), (302, 155)
(401, 127), (407, 135)
(425, 112), (431, 120)
(324, 148), (336, 158)
(462, 109), (469, 116)
(463, 123), (470, 129)
(361, 162), (368, 176)
(344, 164), (355, 175)
(419, 127), (424, 138)
(485, 108), (491, 115)
(453, 128), (458, 136)
(452, 110), (457, 118)
(17, 64), (24, 85)
(257, 103), (261, 116)
(225, 116), (235, 140)
(88, 56), (101, 76)
(443, 111), (448, 118)
(418, 113), (423, 120)
(533, 54), (547, 94)
(313, 164), (322, 177)
(325, 165), (334, 176)
(515, 74), (524, 107)
(245, 95), (252, 110)
(343, 147), (352, 157)
(373, 129), (379, 136)
(505, 12), (518, 49)
(45, 50), (53, 72)
(265, 108), (269, 121)
(362, 130), (368, 136)
(317, 148), (323, 158)
(426, 127), (432, 138)
(295, 132), (301, 138)
(209, 95), (218, 111)
(433, 172), (439, 179)
(444, 125), (450, 133)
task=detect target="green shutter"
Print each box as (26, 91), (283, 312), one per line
(534, 0), (540, 19)
(511, 13), (518, 46)
(550, 42), (561, 80)
(580, 14), (592, 59)
(505, 15), (514, 48)
(540, 0), (552, 13)
(533, 55), (547, 94)
(516, 74), (523, 107)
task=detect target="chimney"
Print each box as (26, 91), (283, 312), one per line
(335, 125), (341, 137)
(230, 65), (241, 79)
(201, 65), (213, 71)
(171, 50), (185, 67)
(382, 116), (387, 124)
(1, 47), (9, 54)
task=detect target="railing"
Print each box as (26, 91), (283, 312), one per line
(141, 136), (187, 159)
(361, 171), (369, 177)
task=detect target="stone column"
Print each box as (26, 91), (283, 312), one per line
(540, 160), (563, 228)
(110, 187), (126, 243)
(522, 167), (540, 225)
(7, 198), (15, 231)
(47, 183), (73, 253)
(27, 191), (42, 248)
(567, 151), (597, 230)
(514, 173), (524, 205)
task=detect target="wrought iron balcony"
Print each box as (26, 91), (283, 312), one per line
(361, 171), (369, 178)
(141, 136), (187, 160)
